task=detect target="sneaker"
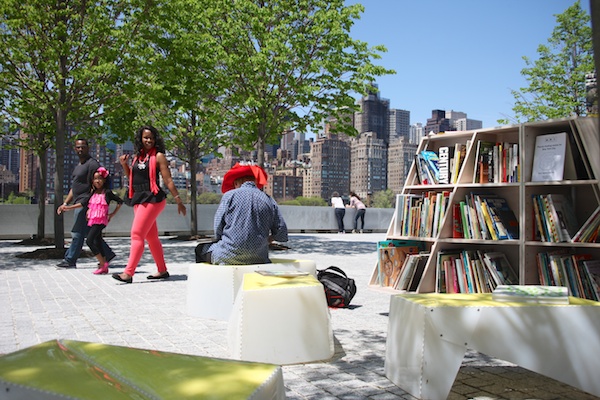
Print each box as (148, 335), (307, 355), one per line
(351, 229), (357, 233)
(56, 260), (76, 268)
(93, 263), (109, 275)
(360, 229), (364, 234)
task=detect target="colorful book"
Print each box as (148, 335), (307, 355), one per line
(572, 205), (600, 243)
(377, 242), (421, 287)
(451, 142), (468, 184)
(546, 194), (578, 242)
(480, 195), (519, 239)
(452, 203), (463, 238)
(472, 140), (495, 184)
(482, 252), (519, 285)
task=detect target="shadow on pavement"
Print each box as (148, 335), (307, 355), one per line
(283, 235), (376, 256)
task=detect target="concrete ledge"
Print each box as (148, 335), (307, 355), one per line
(0, 205), (393, 238)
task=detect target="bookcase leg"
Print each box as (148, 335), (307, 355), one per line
(385, 297), (481, 399)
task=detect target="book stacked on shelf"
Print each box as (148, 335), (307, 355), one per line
(436, 250), (518, 294)
(414, 144), (471, 185)
(531, 194), (579, 242)
(572, 205), (600, 243)
(393, 192), (450, 238)
(450, 142), (469, 184)
(415, 150), (440, 185)
(453, 193), (519, 240)
(492, 285), (569, 304)
(472, 140), (519, 183)
(396, 253), (430, 292)
(371, 240), (422, 288)
(536, 251), (600, 301)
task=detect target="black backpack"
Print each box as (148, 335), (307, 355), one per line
(317, 266), (357, 308)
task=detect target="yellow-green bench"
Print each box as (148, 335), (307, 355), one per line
(0, 339), (284, 399)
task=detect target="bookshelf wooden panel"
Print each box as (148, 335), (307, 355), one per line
(371, 117), (600, 299)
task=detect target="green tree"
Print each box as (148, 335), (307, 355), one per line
(211, 0), (395, 166)
(109, 0), (231, 237)
(372, 189), (395, 208)
(295, 196), (328, 206)
(502, 1), (594, 123)
(197, 192), (222, 205)
(0, 0), (147, 248)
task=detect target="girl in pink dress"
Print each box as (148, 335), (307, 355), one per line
(58, 167), (123, 274)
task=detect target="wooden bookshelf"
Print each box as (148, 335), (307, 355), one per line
(370, 117), (600, 300)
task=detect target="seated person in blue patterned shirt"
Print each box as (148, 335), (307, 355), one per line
(195, 163), (288, 264)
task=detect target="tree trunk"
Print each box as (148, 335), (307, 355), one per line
(256, 131), (266, 167)
(37, 150), (47, 239)
(190, 155), (198, 236)
(53, 108), (66, 249)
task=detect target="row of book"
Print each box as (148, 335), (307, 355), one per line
(414, 143), (469, 185)
(536, 251), (600, 301)
(532, 196), (600, 243)
(572, 205), (600, 243)
(393, 192), (450, 238)
(372, 240), (425, 290)
(472, 140), (519, 183)
(531, 194), (578, 242)
(453, 193), (519, 240)
(437, 250), (518, 294)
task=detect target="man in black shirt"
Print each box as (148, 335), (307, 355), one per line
(56, 139), (116, 268)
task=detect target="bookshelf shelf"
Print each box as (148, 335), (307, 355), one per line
(370, 117), (600, 300)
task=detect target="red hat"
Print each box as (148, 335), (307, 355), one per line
(221, 163), (268, 193)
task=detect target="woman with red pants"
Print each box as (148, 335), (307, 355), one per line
(112, 125), (186, 284)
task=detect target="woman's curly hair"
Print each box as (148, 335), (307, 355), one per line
(134, 125), (165, 155)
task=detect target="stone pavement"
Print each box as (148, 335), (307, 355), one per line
(0, 233), (598, 400)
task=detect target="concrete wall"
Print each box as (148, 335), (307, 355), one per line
(0, 204), (394, 239)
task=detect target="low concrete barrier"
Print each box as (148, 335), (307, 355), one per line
(0, 204), (393, 239)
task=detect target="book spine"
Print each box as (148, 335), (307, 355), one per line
(479, 197), (498, 240)
(459, 201), (471, 239)
(452, 203), (463, 238)
(531, 195), (546, 242)
(483, 199), (509, 240)
(438, 147), (450, 184)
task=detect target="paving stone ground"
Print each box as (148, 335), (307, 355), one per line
(0, 233), (598, 399)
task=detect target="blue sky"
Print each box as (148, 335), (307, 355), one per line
(347, 0), (589, 128)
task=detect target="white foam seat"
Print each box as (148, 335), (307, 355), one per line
(186, 258), (317, 320)
(228, 272), (334, 365)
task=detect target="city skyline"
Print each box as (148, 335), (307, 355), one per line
(346, 0), (589, 128)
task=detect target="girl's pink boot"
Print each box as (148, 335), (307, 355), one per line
(93, 263), (109, 275)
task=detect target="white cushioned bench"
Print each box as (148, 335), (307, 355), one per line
(186, 258), (317, 320)
(228, 272), (334, 365)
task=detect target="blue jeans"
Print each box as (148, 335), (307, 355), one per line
(334, 208), (345, 232)
(354, 209), (366, 230)
(64, 207), (114, 265)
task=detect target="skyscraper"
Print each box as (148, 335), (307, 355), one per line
(354, 84), (390, 144)
(350, 132), (387, 199)
(387, 137), (418, 194)
(305, 137), (350, 200)
(389, 109), (410, 141)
